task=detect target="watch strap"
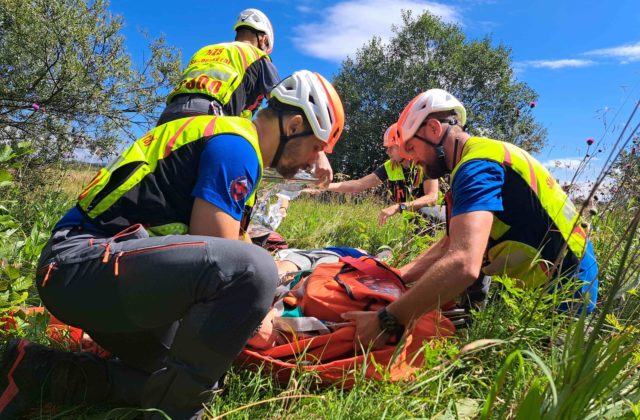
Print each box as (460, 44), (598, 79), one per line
(377, 307), (405, 340)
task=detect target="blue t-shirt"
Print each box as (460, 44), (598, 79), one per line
(53, 207), (100, 233)
(54, 134), (259, 232)
(450, 158), (598, 313)
(324, 247), (372, 258)
(192, 134), (260, 221)
(451, 160), (505, 217)
(571, 240), (599, 313)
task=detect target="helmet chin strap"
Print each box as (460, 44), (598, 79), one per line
(270, 110), (312, 168)
(452, 137), (460, 170)
(415, 124), (452, 175)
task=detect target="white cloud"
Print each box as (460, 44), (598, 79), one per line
(543, 158), (585, 171)
(296, 4), (313, 13)
(585, 41), (640, 63)
(292, 0), (461, 61)
(521, 59), (595, 70)
(542, 157), (606, 187)
(562, 181), (608, 201)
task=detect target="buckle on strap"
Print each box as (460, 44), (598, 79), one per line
(209, 100), (224, 116)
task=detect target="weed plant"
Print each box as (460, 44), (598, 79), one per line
(0, 138), (639, 418)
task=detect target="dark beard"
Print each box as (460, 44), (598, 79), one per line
(276, 162), (303, 179)
(425, 161), (447, 179)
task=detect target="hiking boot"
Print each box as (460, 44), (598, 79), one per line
(0, 339), (54, 419)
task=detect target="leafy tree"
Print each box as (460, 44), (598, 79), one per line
(331, 11), (546, 177)
(0, 0), (182, 163)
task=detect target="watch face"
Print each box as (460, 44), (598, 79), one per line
(378, 308), (401, 332)
(382, 317), (397, 330)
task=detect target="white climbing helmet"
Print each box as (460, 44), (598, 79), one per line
(397, 89), (467, 144)
(269, 70), (345, 153)
(233, 8), (274, 54)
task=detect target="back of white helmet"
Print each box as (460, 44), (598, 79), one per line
(233, 8), (274, 54)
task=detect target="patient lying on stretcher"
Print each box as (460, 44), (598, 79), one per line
(247, 246), (470, 349)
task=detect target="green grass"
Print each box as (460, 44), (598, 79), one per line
(279, 195), (441, 265)
(1, 163), (639, 419)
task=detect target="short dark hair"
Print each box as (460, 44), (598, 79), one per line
(260, 98), (312, 131)
(235, 26), (263, 41)
(427, 109), (460, 123)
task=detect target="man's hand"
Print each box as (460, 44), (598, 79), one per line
(378, 204), (400, 226)
(341, 311), (388, 350)
(313, 152), (333, 188)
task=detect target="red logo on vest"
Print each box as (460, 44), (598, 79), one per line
(230, 176), (250, 201)
(141, 134), (157, 147)
(546, 175), (555, 189)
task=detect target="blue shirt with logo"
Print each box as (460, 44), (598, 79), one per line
(192, 134), (260, 221)
(54, 134), (260, 231)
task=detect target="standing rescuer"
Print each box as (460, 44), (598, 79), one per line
(158, 8), (278, 125)
(157, 8), (334, 187)
(343, 88), (599, 347)
(0, 70), (345, 419)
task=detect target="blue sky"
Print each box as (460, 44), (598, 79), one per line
(110, 0), (640, 187)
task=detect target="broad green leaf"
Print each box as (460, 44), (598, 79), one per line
(11, 276), (32, 292)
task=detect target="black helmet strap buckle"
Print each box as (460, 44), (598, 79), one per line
(415, 123), (452, 175)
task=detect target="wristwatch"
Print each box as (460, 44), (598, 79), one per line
(377, 307), (405, 339)
(398, 203), (407, 213)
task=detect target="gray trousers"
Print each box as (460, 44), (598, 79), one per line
(417, 205), (446, 223)
(36, 225), (278, 419)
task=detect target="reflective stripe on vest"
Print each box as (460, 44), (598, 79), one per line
(449, 137), (587, 286)
(166, 42), (269, 106)
(77, 115), (263, 236)
(384, 160), (426, 203)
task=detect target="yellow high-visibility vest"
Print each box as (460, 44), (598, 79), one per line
(167, 42), (269, 107)
(449, 137), (588, 287)
(78, 116), (263, 236)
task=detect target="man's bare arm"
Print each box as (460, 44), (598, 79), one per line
(326, 173), (382, 193)
(405, 178), (439, 210)
(189, 198), (241, 239)
(387, 210), (493, 325)
(399, 235), (449, 283)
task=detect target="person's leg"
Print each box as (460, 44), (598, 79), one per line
(36, 228), (277, 419)
(79, 326), (180, 407)
(460, 275), (492, 312)
(417, 205), (444, 223)
(88, 324), (178, 374)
